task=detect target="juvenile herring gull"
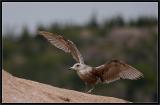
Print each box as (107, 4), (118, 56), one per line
(39, 31), (144, 93)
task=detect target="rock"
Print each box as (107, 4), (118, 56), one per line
(2, 70), (130, 103)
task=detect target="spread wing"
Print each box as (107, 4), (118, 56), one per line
(95, 59), (143, 83)
(39, 31), (84, 64)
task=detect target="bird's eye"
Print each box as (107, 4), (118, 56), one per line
(76, 64), (80, 67)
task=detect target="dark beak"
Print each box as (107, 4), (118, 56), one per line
(68, 67), (73, 70)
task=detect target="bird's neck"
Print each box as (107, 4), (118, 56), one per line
(77, 65), (93, 74)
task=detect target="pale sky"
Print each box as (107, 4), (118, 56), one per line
(2, 2), (158, 36)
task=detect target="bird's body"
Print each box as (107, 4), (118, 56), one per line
(76, 65), (98, 85)
(39, 31), (144, 93)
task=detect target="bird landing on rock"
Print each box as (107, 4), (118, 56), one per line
(39, 31), (144, 93)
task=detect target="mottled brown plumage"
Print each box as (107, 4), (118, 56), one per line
(94, 59), (143, 84)
(39, 31), (144, 93)
(39, 31), (84, 64)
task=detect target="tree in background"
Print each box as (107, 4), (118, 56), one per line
(2, 15), (158, 102)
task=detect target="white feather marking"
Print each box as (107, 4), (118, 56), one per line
(120, 69), (143, 80)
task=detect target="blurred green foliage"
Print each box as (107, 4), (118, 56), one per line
(3, 15), (158, 102)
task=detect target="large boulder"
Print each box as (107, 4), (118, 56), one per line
(2, 70), (129, 103)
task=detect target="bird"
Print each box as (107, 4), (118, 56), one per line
(39, 31), (144, 93)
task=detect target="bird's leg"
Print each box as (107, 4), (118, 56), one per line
(87, 85), (95, 94)
(84, 83), (95, 94)
(84, 82), (89, 93)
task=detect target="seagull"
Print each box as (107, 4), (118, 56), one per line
(39, 31), (144, 93)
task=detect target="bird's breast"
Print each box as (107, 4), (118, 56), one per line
(77, 68), (98, 84)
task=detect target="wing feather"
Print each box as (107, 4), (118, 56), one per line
(39, 31), (84, 63)
(95, 59), (143, 83)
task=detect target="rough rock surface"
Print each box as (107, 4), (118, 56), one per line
(2, 70), (129, 103)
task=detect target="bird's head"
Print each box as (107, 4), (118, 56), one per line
(69, 63), (87, 71)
